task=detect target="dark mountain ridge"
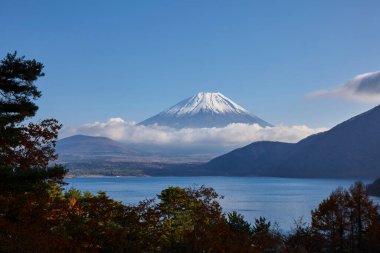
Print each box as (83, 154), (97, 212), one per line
(201, 105), (380, 179)
(367, 178), (380, 197)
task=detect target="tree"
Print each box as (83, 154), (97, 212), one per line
(251, 217), (284, 253)
(0, 51), (65, 195)
(158, 186), (195, 252)
(0, 52), (42, 122)
(227, 211), (252, 236)
(0, 51), (62, 173)
(157, 186), (255, 253)
(0, 52), (69, 253)
(285, 218), (323, 253)
(347, 182), (380, 252)
(0, 52), (44, 164)
(311, 187), (350, 251)
(311, 182), (380, 253)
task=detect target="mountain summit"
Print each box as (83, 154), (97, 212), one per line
(139, 92), (272, 128)
(165, 92), (249, 116)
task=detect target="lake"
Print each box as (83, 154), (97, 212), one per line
(65, 177), (380, 231)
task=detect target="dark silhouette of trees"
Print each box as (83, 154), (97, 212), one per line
(311, 182), (380, 253)
(0, 52), (68, 252)
(0, 52), (42, 121)
(0, 51), (64, 177)
(250, 217), (284, 253)
(284, 218), (323, 253)
(227, 211), (252, 236)
(1, 51), (43, 165)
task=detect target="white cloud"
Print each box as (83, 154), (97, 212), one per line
(308, 70), (380, 103)
(60, 118), (327, 148)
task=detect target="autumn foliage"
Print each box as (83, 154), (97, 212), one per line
(1, 52), (380, 252)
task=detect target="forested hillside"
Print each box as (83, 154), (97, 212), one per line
(202, 105), (380, 179)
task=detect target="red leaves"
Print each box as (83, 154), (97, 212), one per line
(0, 119), (61, 170)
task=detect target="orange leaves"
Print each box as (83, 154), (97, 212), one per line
(69, 198), (77, 208)
(311, 182), (380, 252)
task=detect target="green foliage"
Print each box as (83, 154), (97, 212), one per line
(0, 52), (45, 167)
(158, 186), (195, 251)
(64, 187), (82, 200)
(253, 216), (271, 234)
(0, 51), (43, 125)
(0, 52), (62, 171)
(227, 211), (252, 236)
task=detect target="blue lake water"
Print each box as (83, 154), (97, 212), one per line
(65, 177), (380, 231)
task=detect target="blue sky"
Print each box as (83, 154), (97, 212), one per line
(2, 0), (380, 129)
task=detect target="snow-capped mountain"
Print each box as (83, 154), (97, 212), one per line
(139, 92), (272, 128)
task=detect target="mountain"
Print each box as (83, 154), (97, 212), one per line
(56, 134), (217, 165)
(200, 105), (380, 179)
(139, 92), (272, 128)
(197, 141), (294, 176)
(56, 135), (216, 176)
(56, 135), (136, 162)
(367, 178), (380, 197)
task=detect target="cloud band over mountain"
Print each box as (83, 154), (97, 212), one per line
(61, 118), (327, 148)
(309, 70), (380, 103)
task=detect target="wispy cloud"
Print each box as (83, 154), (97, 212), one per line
(61, 118), (327, 148)
(308, 70), (380, 103)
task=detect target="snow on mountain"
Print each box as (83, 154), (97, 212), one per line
(166, 92), (249, 115)
(139, 92), (272, 128)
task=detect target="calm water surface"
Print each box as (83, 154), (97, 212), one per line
(65, 177), (380, 230)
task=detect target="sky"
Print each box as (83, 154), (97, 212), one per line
(1, 0), (380, 143)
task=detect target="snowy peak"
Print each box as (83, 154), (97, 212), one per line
(139, 92), (272, 128)
(166, 92), (249, 116)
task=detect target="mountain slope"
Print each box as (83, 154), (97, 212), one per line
(201, 105), (380, 179)
(203, 141), (294, 176)
(139, 92), (272, 128)
(56, 135), (136, 161)
(281, 105), (380, 178)
(56, 135), (216, 164)
(367, 178), (380, 197)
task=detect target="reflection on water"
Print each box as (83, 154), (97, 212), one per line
(65, 176), (380, 230)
